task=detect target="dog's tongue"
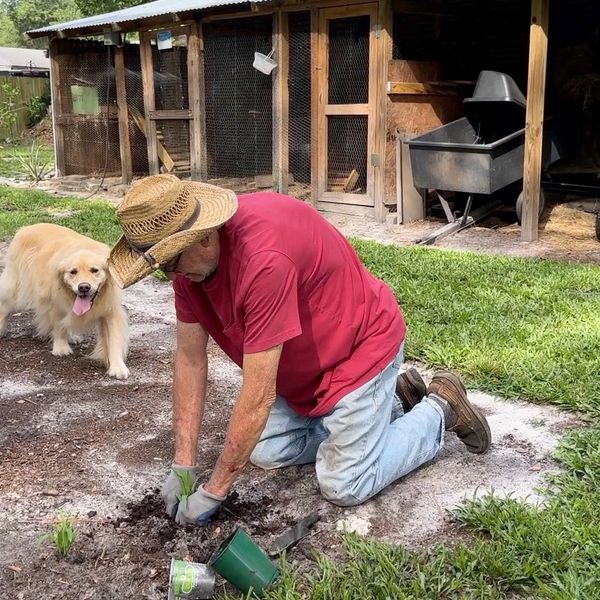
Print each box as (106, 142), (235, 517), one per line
(73, 296), (92, 316)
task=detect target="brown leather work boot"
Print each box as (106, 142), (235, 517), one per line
(428, 371), (491, 454)
(396, 367), (427, 413)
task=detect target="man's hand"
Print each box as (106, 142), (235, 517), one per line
(175, 486), (226, 526)
(160, 464), (200, 518)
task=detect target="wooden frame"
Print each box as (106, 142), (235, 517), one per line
(114, 45), (133, 184)
(521, 0), (549, 242)
(188, 21), (206, 180)
(139, 31), (160, 174)
(273, 10), (290, 193)
(316, 3), (378, 209)
(49, 39), (66, 177)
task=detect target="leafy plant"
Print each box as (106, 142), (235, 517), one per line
(174, 469), (198, 505)
(26, 91), (51, 128)
(9, 139), (52, 182)
(0, 82), (23, 136)
(41, 511), (77, 557)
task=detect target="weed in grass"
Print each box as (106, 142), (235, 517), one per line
(9, 140), (52, 182)
(40, 511), (76, 557)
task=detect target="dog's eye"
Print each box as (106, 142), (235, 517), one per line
(69, 268), (78, 275)
(90, 267), (99, 274)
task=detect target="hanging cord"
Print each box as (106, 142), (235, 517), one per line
(82, 43), (113, 200)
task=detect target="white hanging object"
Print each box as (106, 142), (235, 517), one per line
(253, 49), (277, 75)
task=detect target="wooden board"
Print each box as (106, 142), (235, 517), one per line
(114, 45), (132, 184)
(187, 22), (204, 180)
(129, 106), (175, 172)
(139, 31), (159, 175)
(273, 10), (290, 193)
(49, 40), (65, 177)
(387, 59), (441, 83)
(521, 0), (549, 242)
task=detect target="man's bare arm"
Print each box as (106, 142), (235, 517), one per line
(173, 320), (209, 466)
(205, 344), (282, 496)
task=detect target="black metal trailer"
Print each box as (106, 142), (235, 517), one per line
(407, 71), (570, 244)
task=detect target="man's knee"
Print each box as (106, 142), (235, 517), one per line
(317, 470), (365, 507)
(249, 442), (280, 470)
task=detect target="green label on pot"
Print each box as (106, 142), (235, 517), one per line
(174, 560), (197, 595)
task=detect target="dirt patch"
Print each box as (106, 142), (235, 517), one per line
(0, 246), (589, 598)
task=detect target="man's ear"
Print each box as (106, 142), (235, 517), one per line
(199, 231), (216, 248)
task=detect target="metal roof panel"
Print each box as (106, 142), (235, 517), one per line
(27, 0), (264, 36)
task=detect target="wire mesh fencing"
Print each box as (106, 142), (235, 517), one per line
(287, 11), (312, 200)
(54, 39), (121, 177)
(325, 15), (370, 195)
(203, 16), (273, 192)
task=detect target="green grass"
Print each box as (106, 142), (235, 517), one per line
(3, 187), (600, 598)
(353, 239), (600, 418)
(0, 143), (54, 178)
(0, 185), (120, 244)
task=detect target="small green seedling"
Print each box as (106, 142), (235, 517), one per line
(174, 469), (198, 506)
(41, 511), (77, 557)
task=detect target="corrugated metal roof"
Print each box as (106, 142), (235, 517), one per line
(27, 0), (264, 36)
(0, 46), (50, 69)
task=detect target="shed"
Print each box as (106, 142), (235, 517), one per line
(26, 0), (599, 239)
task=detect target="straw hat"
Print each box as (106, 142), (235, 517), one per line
(109, 174), (237, 288)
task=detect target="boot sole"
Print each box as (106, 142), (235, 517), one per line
(431, 371), (491, 454)
(397, 367), (427, 411)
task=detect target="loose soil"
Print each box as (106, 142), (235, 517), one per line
(0, 214), (590, 598)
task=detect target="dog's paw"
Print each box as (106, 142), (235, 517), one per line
(108, 363), (129, 380)
(52, 340), (73, 356)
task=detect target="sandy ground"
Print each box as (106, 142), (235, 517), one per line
(0, 265), (586, 598)
(0, 180), (596, 597)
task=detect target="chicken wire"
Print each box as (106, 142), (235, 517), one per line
(326, 15), (370, 194)
(288, 11), (312, 200)
(203, 16), (273, 190)
(122, 42), (149, 175)
(54, 39), (121, 176)
(152, 31), (191, 175)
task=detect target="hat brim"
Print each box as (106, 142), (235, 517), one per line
(108, 181), (237, 288)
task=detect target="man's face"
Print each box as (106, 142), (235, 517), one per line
(164, 232), (220, 283)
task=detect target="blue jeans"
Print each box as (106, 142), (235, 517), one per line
(250, 345), (445, 506)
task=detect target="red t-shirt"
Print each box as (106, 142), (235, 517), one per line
(174, 192), (406, 417)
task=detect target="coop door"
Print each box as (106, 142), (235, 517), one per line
(317, 4), (377, 207)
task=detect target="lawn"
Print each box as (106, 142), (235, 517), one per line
(0, 143), (54, 179)
(2, 186), (600, 599)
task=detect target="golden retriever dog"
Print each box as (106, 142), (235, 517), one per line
(0, 223), (129, 379)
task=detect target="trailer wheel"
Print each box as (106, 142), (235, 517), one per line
(516, 189), (546, 226)
(595, 213), (600, 242)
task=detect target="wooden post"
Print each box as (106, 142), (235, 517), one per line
(114, 45), (133, 184)
(273, 10), (290, 193)
(140, 31), (160, 175)
(187, 22), (206, 181)
(374, 0), (392, 223)
(521, 0), (549, 242)
(49, 39), (66, 177)
(310, 7), (319, 205)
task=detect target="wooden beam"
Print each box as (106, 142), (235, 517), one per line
(325, 103), (369, 115)
(139, 31), (160, 175)
(114, 45), (132, 184)
(148, 109), (193, 120)
(386, 82), (460, 95)
(49, 39), (65, 177)
(521, 0), (549, 242)
(129, 107), (175, 172)
(197, 24), (208, 180)
(273, 10), (290, 193)
(373, 0), (391, 222)
(187, 22), (203, 181)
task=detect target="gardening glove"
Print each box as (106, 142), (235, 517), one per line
(160, 464), (200, 519)
(175, 486), (226, 527)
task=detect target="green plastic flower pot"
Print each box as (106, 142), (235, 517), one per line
(209, 528), (279, 597)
